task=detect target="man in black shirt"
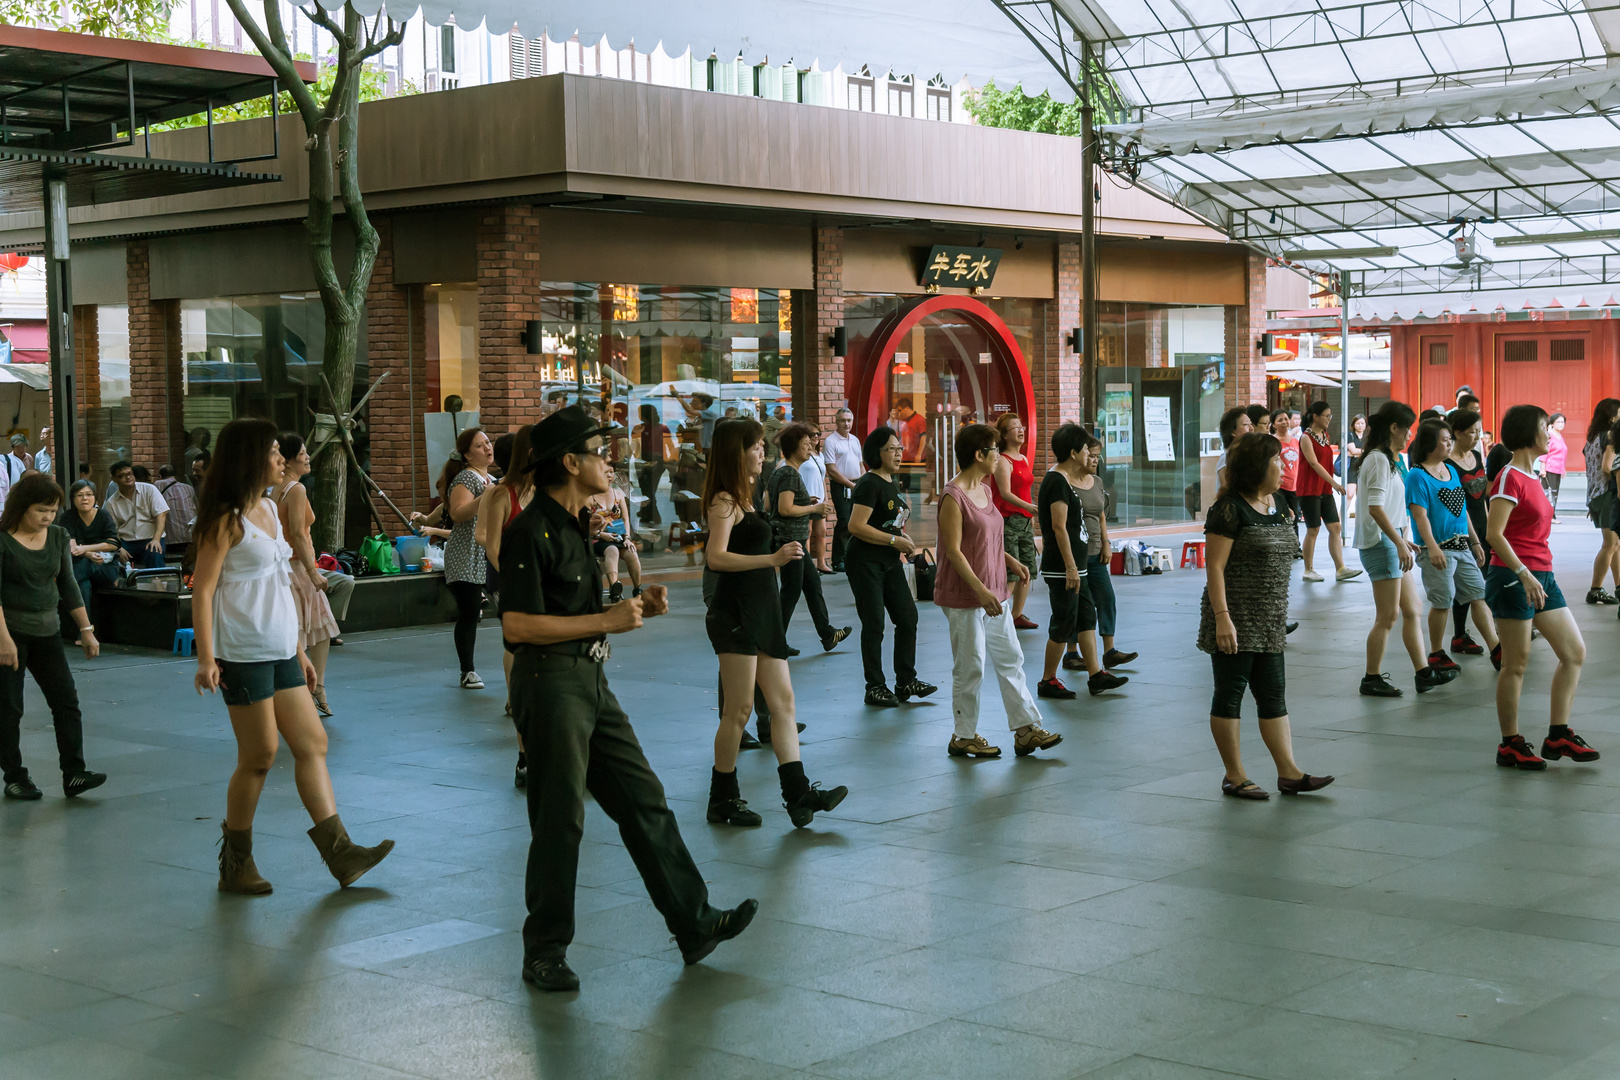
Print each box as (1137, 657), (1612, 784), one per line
(501, 406), (757, 991)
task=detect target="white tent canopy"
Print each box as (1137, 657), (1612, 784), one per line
(338, 0), (1070, 97)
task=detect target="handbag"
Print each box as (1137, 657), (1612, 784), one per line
(358, 534), (401, 575)
(910, 550), (936, 602)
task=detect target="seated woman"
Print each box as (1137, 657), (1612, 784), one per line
(589, 481), (641, 602)
(62, 480), (120, 644)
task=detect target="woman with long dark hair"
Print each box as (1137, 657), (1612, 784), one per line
(270, 433), (339, 718)
(632, 403), (672, 526)
(845, 426), (937, 707)
(1296, 400), (1360, 583)
(1446, 409), (1492, 655)
(191, 419), (392, 894)
(0, 474), (102, 801)
(1353, 401), (1458, 697)
(1487, 405), (1598, 770)
(413, 427), (495, 689)
(1201, 433), (1331, 799)
(1584, 397), (1620, 604)
(702, 417), (847, 828)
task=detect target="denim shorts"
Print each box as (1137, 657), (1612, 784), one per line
(1358, 535), (1405, 582)
(219, 657), (304, 707)
(1484, 565), (1568, 621)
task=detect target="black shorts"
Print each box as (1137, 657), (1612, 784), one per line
(1209, 651), (1287, 719)
(219, 657), (304, 707)
(1046, 576), (1097, 641)
(593, 536), (628, 557)
(1299, 492), (1340, 529)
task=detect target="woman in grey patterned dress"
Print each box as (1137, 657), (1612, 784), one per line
(1201, 432), (1334, 801)
(414, 428), (494, 689)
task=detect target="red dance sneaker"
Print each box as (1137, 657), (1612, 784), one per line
(1496, 735), (1547, 771)
(1450, 634), (1485, 656)
(1427, 650), (1460, 672)
(1542, 729), (1601, 763)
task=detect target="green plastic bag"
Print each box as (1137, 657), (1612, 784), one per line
(359, 534), (400, 575)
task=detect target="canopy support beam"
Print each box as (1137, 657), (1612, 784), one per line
(1082, 34), (1098, 427)
(42, 169), (76, 492)
(1338, 267), (1351, 525)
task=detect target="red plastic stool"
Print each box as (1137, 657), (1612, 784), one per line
(1181, 541), (1205, 569)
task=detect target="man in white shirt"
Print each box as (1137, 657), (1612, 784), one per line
(822, 408), (864, 572)
(106, 460), (169, 569)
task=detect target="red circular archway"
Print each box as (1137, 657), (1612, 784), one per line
(848, 294), (1038, 448)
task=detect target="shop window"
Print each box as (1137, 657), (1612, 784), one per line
(87, 305), (130, 483)
(847, 74), (875, 111)
(1552, 339), (1585, 361)
(926, 87), (951, 122)
(887, 79), (913, 117)
(440, 24), (456, 73)
(424, 284), (479, 413)
(1504, 340), (1537, 363)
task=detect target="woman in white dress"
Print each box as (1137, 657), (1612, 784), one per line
(191, 419), (393, 896)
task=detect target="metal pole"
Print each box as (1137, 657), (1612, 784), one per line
(1339, 268), (1351, 523)
(42, 172), (77, 492)
(1080, 36), (1098, 428)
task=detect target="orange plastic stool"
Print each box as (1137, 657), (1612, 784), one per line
(1181, 540), (1205, 569)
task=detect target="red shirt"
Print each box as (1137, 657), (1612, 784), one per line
(992, 451), (1034, 519)
(1296, 432), (1334, 497)
(1488, 466), (1553, 572)
(1277, 437), (1301, 493)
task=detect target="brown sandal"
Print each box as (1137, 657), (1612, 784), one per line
(1221, 778), (1270, 800)
(1277, 774), (1334, 795)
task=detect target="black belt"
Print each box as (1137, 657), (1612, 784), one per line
(530, 638), (612, 662)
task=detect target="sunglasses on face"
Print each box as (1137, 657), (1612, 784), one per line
(570, 444), (609, 459)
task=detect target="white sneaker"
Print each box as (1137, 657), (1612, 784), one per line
(1336, 567), (1364, 581)
(1302, 569), (1325, 582)
(460, 671), (484, 690)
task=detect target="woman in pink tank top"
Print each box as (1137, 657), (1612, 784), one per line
(936, 423), (1060, 759)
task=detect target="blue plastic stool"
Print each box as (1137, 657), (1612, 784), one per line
(173, 628), (195, 656)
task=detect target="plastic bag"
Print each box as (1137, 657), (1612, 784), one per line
(358, 534), (400, 575)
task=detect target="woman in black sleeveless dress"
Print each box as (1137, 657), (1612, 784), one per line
(703, 416), (848, 829)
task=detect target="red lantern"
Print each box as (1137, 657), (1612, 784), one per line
(0, 254), (27, 273)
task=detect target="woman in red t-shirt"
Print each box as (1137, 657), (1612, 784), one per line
(992, 414), (1040, 631)
(1295, 401), (1361, 583)
(1485, 404), (1598, 771)
(1270, 410), (1302, 533)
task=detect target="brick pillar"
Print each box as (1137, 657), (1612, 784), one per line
(1225, 251), (1268, 408)
(1029, 242), (1081, 472)
(67, 305), (99, 465)
(805, 225), (846, 427)
(365, 217), (431, 512)
(476, 205), (543, 436)
(127, 240), (182, 471)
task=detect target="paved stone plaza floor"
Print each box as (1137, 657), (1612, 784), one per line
(8, 515), (1620, 1079)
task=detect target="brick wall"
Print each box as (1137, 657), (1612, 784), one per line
(1225, 251), (1268, 408)
(807, 225), (847, 426)
(1029, 241), (1082, 471)
(127, 240), (183, 471)
(476, 205), (544, 436)
(364, 216), (431, 512)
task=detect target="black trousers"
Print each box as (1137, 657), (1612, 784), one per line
(447, 581), (484, 674)
(845, 547), (917, 688)
(636, 462), (665, 524)
(513, 651), (711, 960)
(779, 552), (834, 641)
(0, 631), (85, 784)
(830, 487), (853, 568)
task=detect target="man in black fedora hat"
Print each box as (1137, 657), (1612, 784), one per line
(500, 405), (757, 991)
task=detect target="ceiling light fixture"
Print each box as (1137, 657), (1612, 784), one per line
(1494, 228), (1620, 247)
(1279, 246), (1399, 260)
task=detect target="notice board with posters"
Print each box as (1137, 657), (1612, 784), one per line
(1143, 396), (1175, 462)
(1102, 383), (1133, 461)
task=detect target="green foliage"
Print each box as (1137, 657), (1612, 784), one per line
(160, 59), (403, 129)
(0, 0), (172, 39)
(963, 79), (1084, 136)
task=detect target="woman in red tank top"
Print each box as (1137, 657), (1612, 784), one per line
(992, 414), (1040, 630)
(474, 424), (535, 786)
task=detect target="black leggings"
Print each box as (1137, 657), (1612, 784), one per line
(448, 581), (485, 674)
(779, 552), (834, 640)
(0, 632), (85, 783)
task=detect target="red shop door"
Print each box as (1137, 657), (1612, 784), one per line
(1548, 336), (1591, 431)
(1419, 336), (1456, 410)
(1495, 337), (1548, 429)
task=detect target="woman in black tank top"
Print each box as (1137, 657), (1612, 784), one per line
(701, 416), (848, 831)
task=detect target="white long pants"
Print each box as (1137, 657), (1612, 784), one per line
(943, 605), (1043, 739)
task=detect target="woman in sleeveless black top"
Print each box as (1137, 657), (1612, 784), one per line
(702, 416), (848, 830)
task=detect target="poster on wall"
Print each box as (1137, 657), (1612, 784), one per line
(1102, 383), (1133, 462)
(1143, 396), (1175, 462)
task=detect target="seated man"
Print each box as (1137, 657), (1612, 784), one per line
(104, 460), (169, 569)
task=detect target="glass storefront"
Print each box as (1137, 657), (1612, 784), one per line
(844, 295), (1040, 548)
(88, 305), (131, 481)
(1095, 302), (1227, 526)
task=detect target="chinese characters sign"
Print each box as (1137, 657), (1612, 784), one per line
(919, 246), (1001, 288)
